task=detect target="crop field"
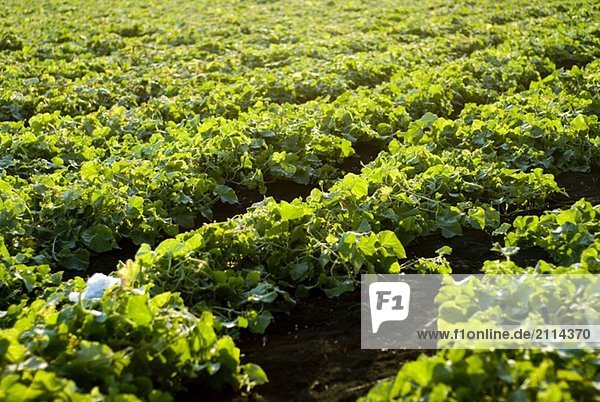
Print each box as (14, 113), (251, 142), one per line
(1, 0), (599, 400)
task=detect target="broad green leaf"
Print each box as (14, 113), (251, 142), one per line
(571, 114), (588, 132)
(59, 248), (90, 271)
(279, 201), (310, 221)
(81, 224), (116, 253)
(126, 295), (153, 326)
(377, 231), (406, 258)
(358, 235), (378, 256)
(215, 185), (238, 204)
(244, 363), (268, 385)
(290, 261), (310, 281)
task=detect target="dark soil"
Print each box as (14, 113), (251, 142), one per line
(407, 228), (552, 273)
(551, 169), (600, 207)
(180, 291), (426, 402)
(88, 238), (140, 275)
(407, 228), (497, 274)
(337, 140), (384, 174)
(62, 238), (140, 280)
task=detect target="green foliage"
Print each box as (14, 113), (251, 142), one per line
(0, 0), (599, 400)
(0, 284), (260, 400)
(503, 200), (599, 268)
(358, 349), (599, 402)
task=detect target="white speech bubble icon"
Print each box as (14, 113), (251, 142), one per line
(369, 281), (410, 333)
